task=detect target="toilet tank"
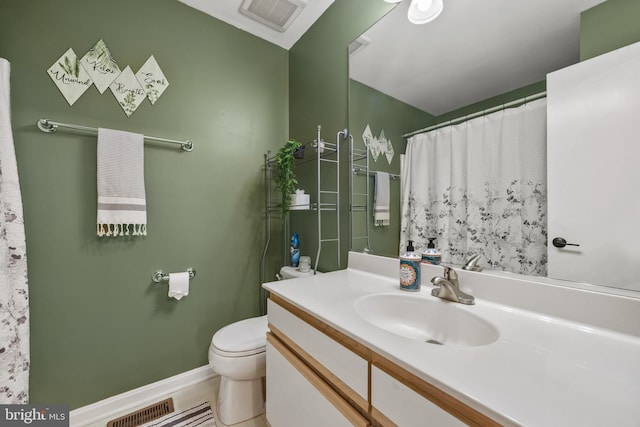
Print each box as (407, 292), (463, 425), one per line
(279, 266), (322, 280)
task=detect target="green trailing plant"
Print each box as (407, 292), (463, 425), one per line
(274, 139), (303, 218)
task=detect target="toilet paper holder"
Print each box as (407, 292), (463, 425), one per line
(152, 267), (196, 283)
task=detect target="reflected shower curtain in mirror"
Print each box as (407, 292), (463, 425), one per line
(400, 99), (547, 275)
(0, 58), (29, 403)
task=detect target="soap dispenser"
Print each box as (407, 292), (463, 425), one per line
(400, 240), (421, 291)
(421, 237), (442, 265)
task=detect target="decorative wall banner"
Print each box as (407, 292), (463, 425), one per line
(379, 129), (395, 165)
(385, 143), (395, 164)
(47, 48), (93, 106)
(110, 66), (147, 117)
(362, 124), (377, 160)
(135, 55), (169, 105)
(80, 39), (121, 94)
(362, 124), (395, 164)
(47, 40), (169, 116)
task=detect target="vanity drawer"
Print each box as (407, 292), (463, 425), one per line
(371, 366), (466, 427)
(267, 297), (369, 411)
(266, 334), (369, 427)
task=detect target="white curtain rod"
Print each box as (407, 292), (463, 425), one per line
(36, 118), (194, 152)
(402, 91), (547, 139)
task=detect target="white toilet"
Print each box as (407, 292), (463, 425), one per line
(208, 265), (318, 425)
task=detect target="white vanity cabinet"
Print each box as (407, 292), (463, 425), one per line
(266, 337), (369, 427)
(264, 252), (640, 426)
(266, 295), (498, 427)
(266, 297), (370, 427)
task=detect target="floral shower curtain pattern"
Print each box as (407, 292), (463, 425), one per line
(0, 58), (29, 403)
(400, 99), (547, 275)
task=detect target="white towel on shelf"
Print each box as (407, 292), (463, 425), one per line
(168, 272), (190, 300)
(374, 171), (390, 227)
(97, 128), (147, 236)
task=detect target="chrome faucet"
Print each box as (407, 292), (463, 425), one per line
(431, 265), (475, 305)
(462, 254), (483, 272)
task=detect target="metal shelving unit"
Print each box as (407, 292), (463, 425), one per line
(261, 125), (344, 289)
(313, 125), (343, 273)
(349, 137), (401, 255)
(350, 134), (371, 253)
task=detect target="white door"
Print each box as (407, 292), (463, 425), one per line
(547, 41), (640, 291)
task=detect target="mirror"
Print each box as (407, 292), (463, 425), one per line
(348, 0), (640, 294)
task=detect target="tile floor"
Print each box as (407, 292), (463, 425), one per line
(86, 376), (266, 427)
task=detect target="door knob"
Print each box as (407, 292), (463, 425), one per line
(552, 237), (580, 248)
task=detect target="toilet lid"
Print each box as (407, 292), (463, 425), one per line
(212, 315), (268, 357)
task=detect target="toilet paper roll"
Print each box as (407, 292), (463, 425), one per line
(168, 272), (190, 300)
(298, 256), (311, 272)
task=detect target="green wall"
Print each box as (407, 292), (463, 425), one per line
(435, 80), (547, 124)
(288, 0), (394, 271)
(349, 80), (434, 256)
(0, 0), (288, 408)
(580, 0), (640, 60)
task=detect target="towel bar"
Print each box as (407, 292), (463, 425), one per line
(352, 167), (400, 180)
(37, 118), (194, 152)
(152, 268), (196, 283)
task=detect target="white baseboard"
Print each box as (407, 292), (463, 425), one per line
(70, 365), (216, 427)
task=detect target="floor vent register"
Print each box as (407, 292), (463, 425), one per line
(106, 398), (175, 427)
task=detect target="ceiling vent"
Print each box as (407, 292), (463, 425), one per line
(239, 0), (307, 33)
(349, 36), (371, 57)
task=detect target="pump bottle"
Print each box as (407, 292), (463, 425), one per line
(400, 240), (421, 291)
(421, 237), (442, 265)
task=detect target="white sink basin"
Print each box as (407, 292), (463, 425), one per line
(354, 293), (499, 347)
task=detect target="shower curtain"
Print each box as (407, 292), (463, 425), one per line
(400, 99), (547, 275)
(0, 58), (29, 403)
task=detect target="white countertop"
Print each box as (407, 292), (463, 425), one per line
(263, 253), (640, 426)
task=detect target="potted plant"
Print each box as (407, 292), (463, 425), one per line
(274, 139), (303, 217)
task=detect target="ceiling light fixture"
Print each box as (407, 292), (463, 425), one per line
(385, 0), (443, 25)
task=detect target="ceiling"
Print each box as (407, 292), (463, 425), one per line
(177, 0), (334, 50)
(349, 0), (605, 116)
(179, 0), (606, 116)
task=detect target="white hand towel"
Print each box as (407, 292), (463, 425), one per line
(374, 171), (390, 227)
(168, 272), (190, 300)
(97, 128), (147, 236)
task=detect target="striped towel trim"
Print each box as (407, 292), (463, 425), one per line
(140, 401), (215, 427)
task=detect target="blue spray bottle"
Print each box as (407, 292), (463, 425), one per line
(291, 233), (300, 267)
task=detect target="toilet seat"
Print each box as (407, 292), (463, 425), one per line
(211, 314), (268, 357)
(207, 269), (301, 425)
